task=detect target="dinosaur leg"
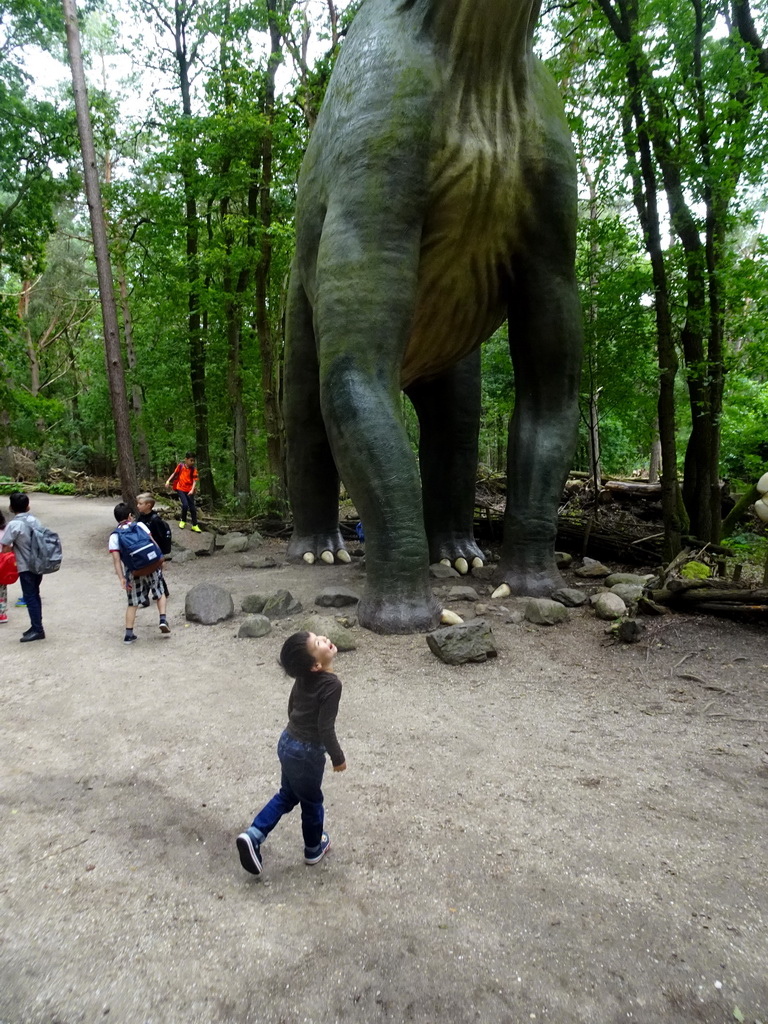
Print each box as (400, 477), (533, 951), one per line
(501, 199), (583, 595)
(284, 265), (348, 565)
(406, 349), (485, 575)
(313, 209), (441, 634)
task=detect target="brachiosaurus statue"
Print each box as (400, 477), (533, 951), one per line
(283, 0), (584, 634)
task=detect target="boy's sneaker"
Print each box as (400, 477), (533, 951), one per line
(190, 525), (202, 533)
(15, 597), (26, 607)
(236, 829), (263, 875)
(159, 619), (171, 634)
(304, 833), (331, 865)
(0, 613), (7, 623)
(124, 633), (138, 644)
(178, 521), (186, 529)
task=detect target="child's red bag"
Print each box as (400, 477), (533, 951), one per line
(0, 550), (19, 585)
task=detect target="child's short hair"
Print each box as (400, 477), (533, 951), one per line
(9, 492), (29, 513)
(280, 632), (315, 677)
(136, 492), (155, 506)
(113, 502), (133, 523)
(185, 451), (196, 460)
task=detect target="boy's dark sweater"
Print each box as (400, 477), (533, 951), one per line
(286, 670), (345, 766)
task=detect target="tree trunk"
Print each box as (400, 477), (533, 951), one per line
(62, 0), (137, 504)
(254, 0), (287, 505)
(117, 268), (151, 481)
(173, 3), (217, 505)
(648, 417), (661, 483)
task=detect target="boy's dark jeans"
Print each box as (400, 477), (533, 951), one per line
(175, 490), (197, 526)
(250, 730), (326, 853)
(19, 571), (43, 632)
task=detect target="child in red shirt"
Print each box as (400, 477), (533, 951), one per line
(165, 452), (200, 532)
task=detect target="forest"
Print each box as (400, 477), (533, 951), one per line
(2, 0), (768, 562)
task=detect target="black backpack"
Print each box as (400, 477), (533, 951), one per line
(148, 512), (173, 555)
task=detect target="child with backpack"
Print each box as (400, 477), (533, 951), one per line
(136, 492), (173, 599)
(0, 492), (59, 642)
(165, 452), (201, 532)
(109, 502), (170, 644)
(0, 510), (7, 624)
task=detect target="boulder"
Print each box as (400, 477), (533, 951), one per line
(241, 594), (268, 614)
(525, 598), (569, 625)
(574, 557), (611, 578)
(604, 572), (655, 587)
(471, 565), (498, 581)
(555, 551), (573, 569)
(174, 527), (216, 556)
(239, 554), (281, 569)
(447, 585), (481, 602)
(299, 613), (358, 651)
(171, 548), (196, 565)
(314, 587), (361, 608)
(609, 583), (644, 606)
(426, 620), (497, 665)
(238, 615), (272, 638)
(429, 562), (460, 579)
(594, 592), (627, 620)
(185, 583), (235, 624)
(262, 589), (302, 619)
(223, 535), (250, 554)
(551, 587), (588, 607)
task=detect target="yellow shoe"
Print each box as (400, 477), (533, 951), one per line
(178, 521), (186, 529)
(190, 525), (202, 533)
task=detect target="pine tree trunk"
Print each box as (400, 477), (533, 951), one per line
(62, 0), (137, 504)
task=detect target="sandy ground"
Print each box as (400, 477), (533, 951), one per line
(1, 493), (767, 1024)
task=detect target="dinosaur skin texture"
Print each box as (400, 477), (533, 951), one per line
(283, 0), (584, 634)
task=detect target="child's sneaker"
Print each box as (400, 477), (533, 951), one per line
(15, 597), (26, 607)
(190, 525), (202, 533)
(0, 613), (8, 623)
(159, 618), (171, 634)
(178, 521), (186, 529)
(236, 829), (263, 875)
(124, 632), (137, 644)
(304, 833), (331, 865)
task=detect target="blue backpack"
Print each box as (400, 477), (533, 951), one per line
(116, 522), (164, 576)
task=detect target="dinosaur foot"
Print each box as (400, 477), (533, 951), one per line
(492, 563), (565, 600)
(430, 534), (486, 576)
(357, 592), (442, 635)
(287, 531), (350, 566)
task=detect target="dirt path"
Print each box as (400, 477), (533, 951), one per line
(1, 493), (767, 1024)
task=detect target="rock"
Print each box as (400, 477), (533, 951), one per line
(637, 595), (669, 616)
(594, 592), (627, 620)
(245, 532), (263, 549)
(614, 619), (645, 643)
(471, 564), (498, 581)
(185, 583), (235, 624)
(241, 594), (268, 614)
(262, 589), (302, 619)
(238, 615), (272, 638)
(214, 533), (227, 549)
(525, 598), (570, 625)
(223, 535), (250, 554)
(239, 554), (281, 569)
(172, 549), (196, 565)
(314, 587), (361, 608)
(426, 620), (498, 664)
(430, 562), (460, 579)
(174, 527), (216, 556)
(574, 557), (611, 578)
(588, 588), (610, 604)
(474, 603), (489, 615)
(300, 614), (358, 651)
(609, 583), (644, 605)
(605, 572), (655, 586)
(505, 609), (525, 624)
(555, 551), (573, 568)
(552, 587), (588, 607)
(447, 585), (481, 602)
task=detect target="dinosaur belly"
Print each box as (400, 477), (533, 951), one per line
(401, 123), (520, 388)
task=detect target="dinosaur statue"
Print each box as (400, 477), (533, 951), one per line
(283, 0), (584, 634)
